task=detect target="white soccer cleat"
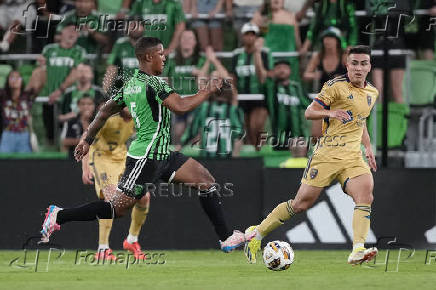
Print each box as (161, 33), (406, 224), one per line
(40, 205), (62, 243)
(348, 247), (378, 265)
(220, 230), (256, 253)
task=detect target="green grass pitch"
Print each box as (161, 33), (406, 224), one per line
(1, 250), (436, 290)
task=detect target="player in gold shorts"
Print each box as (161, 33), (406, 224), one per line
(241, 46), (379, 265)
(82, 107), (150, 260)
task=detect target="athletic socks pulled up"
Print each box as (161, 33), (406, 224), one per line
(257, 200), (296, 238)
(198, 186), (231, 241)
(56, 200), (114, 225)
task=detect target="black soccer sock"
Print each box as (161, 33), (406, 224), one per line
(56, 200), (114, 225)
(198, 186), (231, 241)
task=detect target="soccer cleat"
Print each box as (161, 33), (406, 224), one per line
(220, 229), (256, 253)
(244, 226), (261, 264)
(123, 239), (147, 260)
(95, 248), (117, 261)
(347, 247), (378, 265)
(40, 205), (62, 243)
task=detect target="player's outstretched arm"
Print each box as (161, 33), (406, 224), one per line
(305, 101), (350, 122)
(74, 99), (122, 161)
(163, 84), (220, 115)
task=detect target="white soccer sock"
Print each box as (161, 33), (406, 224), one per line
(98, 244), (109, 251)
(353, 243), (364, 250)
(127, 234), (138, 244)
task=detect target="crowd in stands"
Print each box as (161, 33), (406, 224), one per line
(0, 0), (435, 159)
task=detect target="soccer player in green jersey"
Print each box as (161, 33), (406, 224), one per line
(39, 37), (255, 252)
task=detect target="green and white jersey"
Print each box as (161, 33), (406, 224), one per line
(265, 78), (311, 142)
(107, 37), (138, 82)
(231, 47), (273, 94)
(112, 69), (175, 160)
(130, 0), (185, 48)
(182, 101), (244, 158)
(41, 43), (85, 96)
(57, 9), (103, 53)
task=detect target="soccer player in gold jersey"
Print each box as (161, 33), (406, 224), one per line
(243, 45), (379, 265)
(82, 107), (150, 260)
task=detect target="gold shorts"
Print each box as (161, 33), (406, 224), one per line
(301, 155), (370, 191)
(89, 151), (125, 200)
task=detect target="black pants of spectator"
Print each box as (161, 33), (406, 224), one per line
(42, 103), (55, 144)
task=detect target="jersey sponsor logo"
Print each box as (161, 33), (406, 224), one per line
(49, 56), (74, 67)
(124, 86), (142, 95)
(286, 183), (377, 244)
(236, 65), (255, 77)
(122, 58), (139, 68)
(367, 95), (372, 106)
(277, 93), (300, 106)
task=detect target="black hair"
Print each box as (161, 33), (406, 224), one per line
(135, 37), (163, 62)
(319, 34), (343, 64)
(347, 45), (371, 56)
(77, 94), (94, 104)
(274, 59), (291, 67)
(4, 70), (24, 100)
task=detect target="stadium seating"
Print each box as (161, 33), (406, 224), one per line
(405, 60), (436, 151)
(367, 102), (409, 148)
(407, 60), (436, 106)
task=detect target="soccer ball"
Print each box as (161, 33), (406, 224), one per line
(263, 241), (294, 271)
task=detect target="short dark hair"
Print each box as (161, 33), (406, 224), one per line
(347, 45), (371, 56)
(135, 37), (163, 62)
(274, 59), (291, 67)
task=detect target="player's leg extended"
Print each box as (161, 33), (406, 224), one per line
(91, 155), (115, 259)
(172, 157), (232, 243)
(124, 192), (150, 258)
(40, 190), (137, 243)
(245, 183), (323, 263)
(345, 173), (377, 264)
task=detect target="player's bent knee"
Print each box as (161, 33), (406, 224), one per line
(291, 200), (310, 213)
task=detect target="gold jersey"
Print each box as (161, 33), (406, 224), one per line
(313, 75), (378, 161)
(89, 114), (135, 161)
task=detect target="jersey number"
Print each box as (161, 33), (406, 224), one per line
(130, 102), (140, 128)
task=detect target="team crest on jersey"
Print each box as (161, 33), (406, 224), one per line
(347, 94), (353, 100)
(101, 173), (107, 182)
(310, 168), (318, 179)
(367, 95), (372, 106)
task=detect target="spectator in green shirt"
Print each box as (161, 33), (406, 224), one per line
(129, 0), (186, 55)
(56, 0), (110, 53)
(300, 0), (358, 55)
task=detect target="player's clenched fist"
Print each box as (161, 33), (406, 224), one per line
(74, 139), (90, 162)
(328, 110), (351, 122)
